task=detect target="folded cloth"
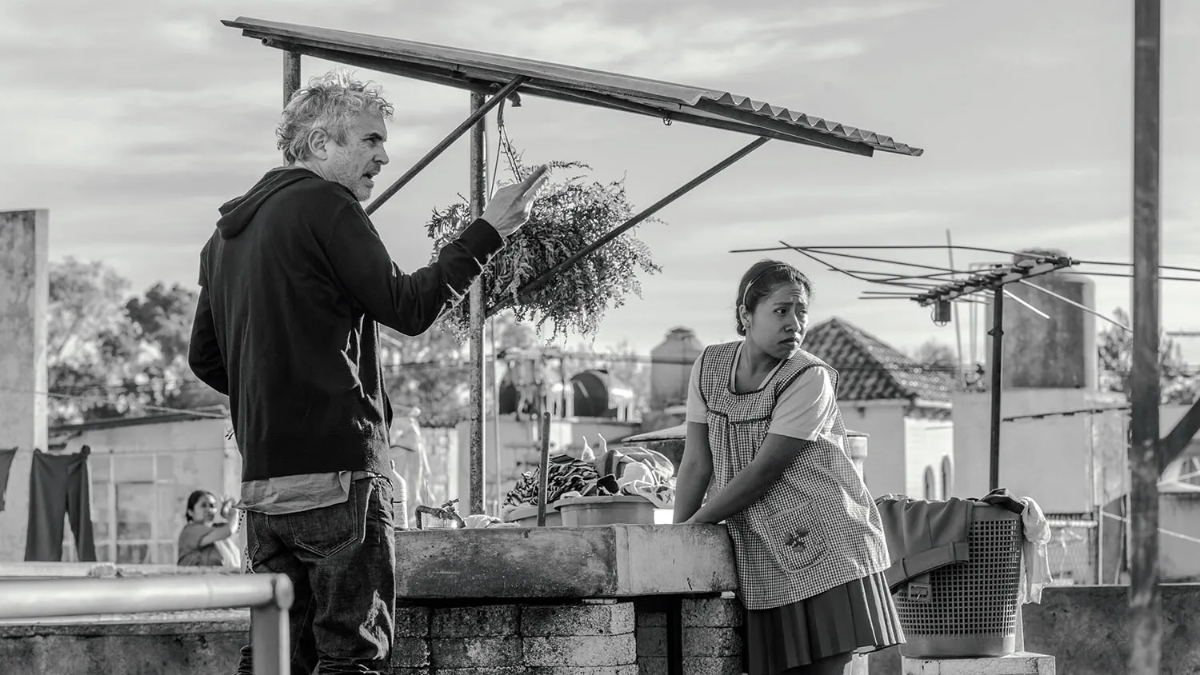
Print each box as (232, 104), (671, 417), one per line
(580, 474), (621, 496)
(1019, 496), (1053, 603)
(621, 481), (674, 508)
(978, 487), (1026, 515)
(875, 494), (974, 592)
(617, 447), (675, 484)
(615, 463), (654, 489)
(463, 514), (499, 529)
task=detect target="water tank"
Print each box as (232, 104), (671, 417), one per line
(986, 249), (1097, 389)
(570, 369), (634, 418)
(650, 327), (704, 411)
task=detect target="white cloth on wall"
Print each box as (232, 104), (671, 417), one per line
(1018, 496), (1053, 604)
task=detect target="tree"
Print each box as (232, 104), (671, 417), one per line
(379, 322), (469, 429)
(1098, 307), (1197, 404)
(47, 258), (140, 423)
(47, 259), (224, 425)
(909, 339), (958, 371)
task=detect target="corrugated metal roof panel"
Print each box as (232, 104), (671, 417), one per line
(222, 17), (923, 158)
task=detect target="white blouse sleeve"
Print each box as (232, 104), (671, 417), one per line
(768, 367), (836, 441)
(684, 356), (708, 424)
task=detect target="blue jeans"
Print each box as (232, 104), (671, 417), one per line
(236, 477), (396, 675)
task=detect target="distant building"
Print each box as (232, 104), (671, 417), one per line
(804, 318), (954, 499)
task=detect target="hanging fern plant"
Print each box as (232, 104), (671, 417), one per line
(426, 139), (661, 341)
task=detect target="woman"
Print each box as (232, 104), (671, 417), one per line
(673, 260), (903, 675)
(177, 490), (242, 568)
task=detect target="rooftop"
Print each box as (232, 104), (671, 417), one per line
(805, 317), (954, 405)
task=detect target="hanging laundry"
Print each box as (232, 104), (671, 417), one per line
(1018, 496), (1053, 604)
(0, 447), (17, 512)
(25, 447), (97, 562)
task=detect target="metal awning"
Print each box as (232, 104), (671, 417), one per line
(222, 17), (923, 158)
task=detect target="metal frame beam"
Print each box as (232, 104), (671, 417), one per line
(1162, 401), (1200, 470)
(468, 92), (488, 515)
(989, 287), (1003, 491)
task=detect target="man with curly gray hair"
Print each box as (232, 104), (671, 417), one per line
(189, 69), (547, 674)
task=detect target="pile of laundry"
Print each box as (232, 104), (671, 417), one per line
(503, 435), (677, 512)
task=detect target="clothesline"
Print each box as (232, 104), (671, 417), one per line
(0, 386), (227, 421)
(1101, 510), (1200, 546)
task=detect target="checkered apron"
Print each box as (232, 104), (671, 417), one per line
(698, 341), (891, 611)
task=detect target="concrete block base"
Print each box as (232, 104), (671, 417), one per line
(902, 652), (1055, 675)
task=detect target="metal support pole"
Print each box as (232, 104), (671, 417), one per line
(491, 317), (503, 515)
(537, 411), (552, 527)
(487, 136), (770, 316)
(283, 51), (301, 107)
(468, 92), (488, 516)
(988, 286), (1004, 492)
(251, 605), (288, 675)
(366, 77), (526, 216)
(1130, 0), (1163, 673)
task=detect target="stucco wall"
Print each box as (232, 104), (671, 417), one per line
(840, 404), (906, 497)
(953, 389), (1126, 512)
(903, 417), (953, 499)
(0, 210), (49, 563)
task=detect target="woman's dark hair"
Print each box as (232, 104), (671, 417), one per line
(185, 490), (216, 522)
(735, 259), (813, 336)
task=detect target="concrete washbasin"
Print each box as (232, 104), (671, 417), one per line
(394, 523), (737, 600)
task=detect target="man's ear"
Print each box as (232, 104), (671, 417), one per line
(306, 127), (331, 160)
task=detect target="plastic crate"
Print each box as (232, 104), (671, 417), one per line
(503, 504), (563, 527)
(894, 503), (1023, 659)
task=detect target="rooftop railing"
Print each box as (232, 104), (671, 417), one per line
(0, 573), (292, 675)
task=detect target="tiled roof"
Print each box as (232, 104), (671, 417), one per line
(804, 317), (953, 404)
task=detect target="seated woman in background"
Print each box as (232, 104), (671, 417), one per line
(177, 490), (241, 568)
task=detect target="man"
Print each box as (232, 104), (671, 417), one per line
(188, 70), (548, 674)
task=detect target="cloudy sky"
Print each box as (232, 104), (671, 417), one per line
(4, 0), (1199, 363)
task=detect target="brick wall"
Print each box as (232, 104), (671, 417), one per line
(393, 601), (640, 674)
(634, 596), (744, 675)
(391, 596), (745, 675)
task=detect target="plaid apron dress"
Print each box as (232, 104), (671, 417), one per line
(697, 341), (891, 611)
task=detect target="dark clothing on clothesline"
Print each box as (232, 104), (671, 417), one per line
(0, 447), (17, 512)
(25, 448), (97, 562)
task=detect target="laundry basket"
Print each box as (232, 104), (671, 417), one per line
(893, 504), (1023, 659)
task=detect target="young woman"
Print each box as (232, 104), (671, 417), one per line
(177, 490), (242, 568)
(673, 260), (903, 675)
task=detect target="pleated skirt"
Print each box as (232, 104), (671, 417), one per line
(744, 572), (904, 675)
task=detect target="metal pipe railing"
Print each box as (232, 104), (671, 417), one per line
(0, 574), (293, 675)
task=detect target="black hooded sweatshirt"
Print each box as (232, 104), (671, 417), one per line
(188, 167), (503, 482)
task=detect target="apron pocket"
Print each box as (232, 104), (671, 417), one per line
(765, 503), (827, 572)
